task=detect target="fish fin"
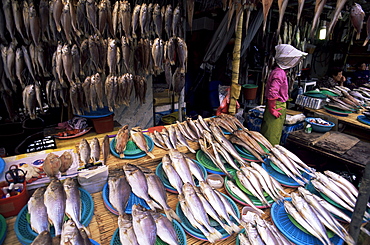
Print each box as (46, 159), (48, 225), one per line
(147, 152), (155, 159)
(164, 208), (181, 223)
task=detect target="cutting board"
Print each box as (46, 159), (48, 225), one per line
(314, 132), (360, 155)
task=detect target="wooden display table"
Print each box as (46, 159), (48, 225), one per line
(3, 126), (297, 245)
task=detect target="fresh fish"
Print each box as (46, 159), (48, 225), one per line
(3, 0), (15, 40)
(90, 137), (100, 163)
(164, 5), (173, 39)
(63, 178), (88, 235)
(262, 0), (273, 33)
(363, 16), (370, 46)
(123, 164), (161, 211)
(132, 204), (157, 245)
(59, 151), (73, 175)
(162, 154), (183, 194)
(131, 127), (155, 159)
(60, 220), (84, 244)
(174, 126), (196, 153)
(351, 3), (365, 40)
(12, 0), (27, 41)
(115, 125), (129, 158)
(327, 0), (348, 39)
(28, 187), (49, 234)
(153, 4), (162, 38)
(79, 138), (91, 166)
(168, 149), (195, 186)
(108, 175), (131, 215)
(151, 213), (179, 245)
(182, 183), (223, 243)
(310, 0), (327, 38)
(131, 4), (141, 39)
(31, 231), (52, 245)
(44, 179), (66, 236)
(142, 169), (180, 222)
(118, 214), (138, 245)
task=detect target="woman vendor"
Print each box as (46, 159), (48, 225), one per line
(261, 44), (307, 146)
(317, 67), (346, 89)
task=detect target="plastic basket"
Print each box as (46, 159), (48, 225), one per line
(110, 135), (154, 159)
(0, 181), (28, 218)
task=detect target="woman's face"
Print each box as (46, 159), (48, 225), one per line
(359, 63), (367, 70)
(333, 71), (343, 81)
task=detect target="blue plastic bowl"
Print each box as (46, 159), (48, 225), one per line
(305, 117), (335, 133)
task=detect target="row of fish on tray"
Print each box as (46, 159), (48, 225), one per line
(322, 85), (370, 112)
(28, 178), (92, 244)
(77, 135), (110, 168)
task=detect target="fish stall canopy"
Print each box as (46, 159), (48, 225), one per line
(0, 1), (370, 133)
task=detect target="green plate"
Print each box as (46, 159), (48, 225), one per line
(287, 213), (335, 238)
(320, 90), (340, 97)
(318, 191), (345, 210)
(324, 105), (353, 115)
(269, 161), (286, 175)
(195, 150), (236, 173)
(230, 170), (269, 197)
(224, 175), (274, 207)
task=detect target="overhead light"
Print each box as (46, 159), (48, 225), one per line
(319, 21), (326, 40)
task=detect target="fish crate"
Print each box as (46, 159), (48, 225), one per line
(0, 181), (29, 218)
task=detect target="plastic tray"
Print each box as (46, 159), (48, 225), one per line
(110, 134), (154, 159)
(14, 188), (94, 245)
(262, 159), (310, 187)
(175, 192), (240, 242)
(0, 214), (6, 245)
(357, 115), (370, 126)
(110, 214), (187, 245)
(155, 160), (208, 194)
(224, 176), (273, 208)
(102, 183), (150, 215)
(271, 198), (344, 245)
(0, 158), (4, 175)
(324, 105), (352, 116)
(195, 150), (235, 175)
(77, 106), (114, 118)
(233, 145), (260, 162)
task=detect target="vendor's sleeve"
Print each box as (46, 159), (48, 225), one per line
(266, 77), (281, 100)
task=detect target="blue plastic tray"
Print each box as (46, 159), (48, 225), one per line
(14, 188), (94, 245)
(76, 106), (113, 118)
(358, 115), (370, 126)
(110, 134), (154, 159)
(155, 160), (208, 194)
(102, 183), (150, 215)
(262, 159), (310, 187)
(271, 198), (344, 245)
(110, 214), (187, 245)
(0, 214), (6, 245)
(175, 192), (240, 242)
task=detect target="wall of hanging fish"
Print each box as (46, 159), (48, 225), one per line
(0, 0), (188, 121)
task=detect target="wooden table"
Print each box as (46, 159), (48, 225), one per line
(2, 126), (297, 245)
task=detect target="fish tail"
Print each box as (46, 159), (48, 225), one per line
(207, 228), (223, 243)
(344, 234), (355, 245)
(363, 37), (369, 46)
(164, 208), (181, 223)
(356, 32), (361, 40)
(78, 224), (91, 237)
(230, 222), (241, 233)
(147, 152), (155, 159)
(148, 200), (162, 210)
(187, 146), (196, 153)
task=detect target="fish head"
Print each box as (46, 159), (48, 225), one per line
(71, 45), (78, 55)
(63, 177), (77, 189)
(33, 186), (47, 197)
(182, 182), (195, 194)
(122, 163), (139, 172)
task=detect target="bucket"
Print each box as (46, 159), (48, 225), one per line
(0, 182), (29, 218)
(0, 122), (25, 156)
(91, 114), (114, 134)
(242, 84), (258, 100)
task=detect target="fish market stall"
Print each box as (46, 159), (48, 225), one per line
(2, 114), (364, 245)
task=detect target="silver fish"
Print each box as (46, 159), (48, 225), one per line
(118, 214), (138, 245)
(60, 220), (84, 244)
(151, 212), (180, 245)
(131, 4), (141, 39)
(30, 231), (52, 245)
(131, 127), (155, 159)
(108, 174), (131, 215)
(132, 204), (157, 245)
(153, 3), (162, 38)
(28, 187), (49, 234)
(174, 126), (196, 153)
(22, 84), (37, 120)
(168, 149), (195, 186)
(61, 1), (73, 44)
(79, 138), (91, 166)
(44, 179), (66, 236)
(139, 3), (148, 38)
(90, 137), (100, 162)
(164, 5), (173, 39)
(162, 154), (183, 194)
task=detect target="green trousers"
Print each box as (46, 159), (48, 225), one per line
(261, 101), (286, 146)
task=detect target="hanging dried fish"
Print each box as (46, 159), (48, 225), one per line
(107, 38), (119, 75)
(29, 2), (41, 46)
(15, 48), (25, 89)
(187, 0), (195, 30)
(3, 0), (15, 41)
(23, 84), (37, 120)
(134, 75), (146, 105)
(152, 38), (164, 74)
(139, 3), (148, 38)
(153, 3), (162, 38)
(350, 3), (365, 40)
(172, 5), (180, 37)
(164, 5), (173, 39)
(105, 75), (118, 112)
(132, 4), (141, 39)
(326, 0), (347, 40)
(277, 0), (289, 38)
(121, 36), (131, 73)
(177, 37), (188, 73)
(12, 0), (27, 41)
(310, 0), (327, 39)
(61, 1), (73, 44)
(121, 1), (132, 41)
(53, 0), (64, 33)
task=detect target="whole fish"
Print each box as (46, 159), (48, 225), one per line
(115, 125), (129, 158)
(53, 0), (63, 33)
(30, 231), (52, 245)
(55, 44), (67, 88)
(351, 3), (365, 40)
(121, 36), (131, 73)
(28, 187), (49, 234)
(98, 0), (109, 36)
(107, 38), (118, 75)
(3, 0), (15, 40)
(142, 169), (180, 222)
(162, 154), (183, 194)
(177, 37), (188, 73)
(131, 127), (155, 159)
(92, 73), (104, 108)
(70, 83), (82, 115)
(79, 138), (91, 167)
(44, 179), (66, 236)
(240, 168), (270, 205)
(174, 126), (196, 153)
(61, 1), (73, 44)
(149, 132), (167, 150)
(71, 44), (80, 80)
(82, 76), (91, 111)
(131, 204), (157, 245)
(151, 212), (179, 245)
(277, 0), (289, 38)
(63, 178), (88, 234)
(168, 125), (178, 149)
(12, 0), (27, 41)
(59, 151), (73, 174)
(86, 0), (98, 33)
(161, 130), (175, 149)
(164, 5), (173, 39)
(90, 137), (100, 162)
(172, 67), (185, 95)
(102, 135), (110, 165)
(6, 43), (16, 90)
(153, 4), (162, 38)
(88, 36), (100, 74)
(123, 164), (161, 210)
(238, 233), (251, 245)
(22, 1), (30, 40)
(327, 0), (348, 39)
(43, 153), (61, 178)
(198, 115), (211, 132)
(229, 136), (264, 162)
(105, 75), (118, 112)
(363, 16), (370, 46)
(118, 214), (138, 245)
(60, 220), (84, 244)
(131, 4), (141, 39)
(36, 45), (50, 77)
(139, 3), (148, 38)
(35, 82), (44, 113)
(108, 175), (131, 215)
(323, 170), (359, 199)
(22, 84), (37, 119)
(168, 149), (195, 186)
(172, 5), (180, 37)
(152, 38), (164, 73)
(310, 0), (327, 39)
(15, 48), (25, 89)
(121, 1), (132, 41)
(112, 1), (119, 36)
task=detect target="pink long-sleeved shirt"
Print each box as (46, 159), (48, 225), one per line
(265, 67), (289, 102)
